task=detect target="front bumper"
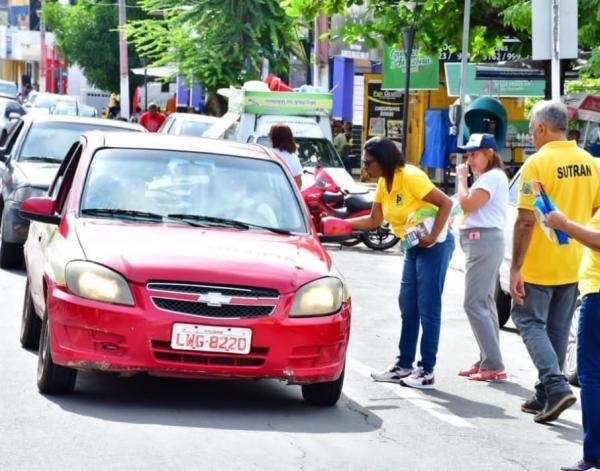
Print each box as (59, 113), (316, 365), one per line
(2, 199), (30, 244)
(47, 282), (350, 384)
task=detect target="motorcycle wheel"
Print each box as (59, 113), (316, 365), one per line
(340, 238), (362, 247)
(361, 223), (399, 251)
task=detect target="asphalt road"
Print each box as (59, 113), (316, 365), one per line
(0, 244), (583, 471)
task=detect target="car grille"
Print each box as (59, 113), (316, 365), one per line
(147, 282), (279, 319)
(147, 282), (279, 298)
(152, 298), (273, 318)
(151, 340), (268, 367)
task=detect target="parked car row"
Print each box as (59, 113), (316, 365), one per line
(0, 110), (352, 406)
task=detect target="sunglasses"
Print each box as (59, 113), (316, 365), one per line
(362, 159), (376, 167)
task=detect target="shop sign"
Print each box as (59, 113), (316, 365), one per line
(242, 91), (333, 116)
(362, 74), (404, 145)
(382, 45), (439, 90)
(444, 63), (545, 97)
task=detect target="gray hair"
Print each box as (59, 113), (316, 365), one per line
(530, 100), (568, 131)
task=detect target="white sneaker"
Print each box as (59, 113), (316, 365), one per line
(401, 368), (435, 389)
(370, 366), (413, 383)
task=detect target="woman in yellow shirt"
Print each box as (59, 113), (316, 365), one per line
(546, 210), (600, 471)
(348, 137), (454, 389)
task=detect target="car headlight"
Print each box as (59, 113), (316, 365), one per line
(65, 261), (134, 306)
(13, 186), (47, 202)
(290, 277), (346, 317)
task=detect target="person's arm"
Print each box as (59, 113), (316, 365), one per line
(546, 211), (600, 251)
(418, 188), (452, 247)
(457, 164), (491, 212)
(510, 209), (536, 304)
(347, 202), (384, 231)
(293, 175), (302, 188)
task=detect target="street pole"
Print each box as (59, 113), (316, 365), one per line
(39, 4), (46, 92)
(401, 26), (415, 160)
(454, 0), (471, 192)
(550, 0), (560, 101)
(118, 0), (130, 119)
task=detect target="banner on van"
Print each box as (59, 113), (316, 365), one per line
(242, 91), (333, 116)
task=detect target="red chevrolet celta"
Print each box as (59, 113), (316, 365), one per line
(19, 132), (352, 406)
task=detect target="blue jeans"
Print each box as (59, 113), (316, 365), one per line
(396, 232), (454, 373)
(579, 293), (600, 462)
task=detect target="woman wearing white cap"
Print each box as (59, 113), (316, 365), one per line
(456, 133), (509, 381)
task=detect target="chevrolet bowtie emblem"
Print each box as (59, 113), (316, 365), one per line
(198, 292), (232, 307)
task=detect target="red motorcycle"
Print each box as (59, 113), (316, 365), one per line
(301, 167), (399, 251)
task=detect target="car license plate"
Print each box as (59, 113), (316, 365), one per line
(170, 323), (252, 355)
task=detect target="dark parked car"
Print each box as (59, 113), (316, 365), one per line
(0, 115), (144, 268)
(0, 97), (27, 145)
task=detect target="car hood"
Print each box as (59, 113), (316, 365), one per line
(74, 219), (334, 293)
(14, 161), (61, 188)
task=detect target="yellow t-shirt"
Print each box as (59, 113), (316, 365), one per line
(373, 165), (436, 238)
(579, 210), (600, 296)
(517, 140), (600, 285)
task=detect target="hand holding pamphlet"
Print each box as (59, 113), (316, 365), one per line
(531, 180), (569, 245)
(401, 207), (449, 250)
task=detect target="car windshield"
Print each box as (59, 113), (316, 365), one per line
(257, 136), (343, 168)
(80, 149), (308, 234)
(0, 82), (17, 97)
(19, 122), (134, 163)
(179, 120), (212, 137)
(31, 94), (76, 109)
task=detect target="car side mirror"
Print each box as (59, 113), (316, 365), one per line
(20, 197), (61, 225)
(8, 112), (21, 121)
(318, 217), (354, 242)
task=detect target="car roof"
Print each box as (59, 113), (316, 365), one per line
(21, 114), (143, 131)
(88, 132), (274, 160)
(167, 113), (220, 122)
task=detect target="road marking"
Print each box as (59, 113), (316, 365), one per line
(347, 357), (476, 429)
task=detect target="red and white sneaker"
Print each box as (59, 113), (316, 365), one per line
(401, 368), (435, 389)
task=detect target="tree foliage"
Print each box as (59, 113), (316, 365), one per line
(281, 0), (600, 77)
(127, 0), (298, 91)
(42, 0), (147, 92)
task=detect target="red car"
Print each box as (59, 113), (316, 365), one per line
(20, 132), (352, 406)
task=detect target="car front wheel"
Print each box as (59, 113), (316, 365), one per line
(37, 312), (77, 395)
(20, 280), (41, 349)
(495, 277), (512, 328)
(0, 207), (24, 269)
(301, 367), (344, 406)
(564, 304), (579, 387)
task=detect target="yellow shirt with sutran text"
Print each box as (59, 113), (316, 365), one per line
(517, 140), (600, 285)
(373, 165), (436, 238)
(579, 209), (600, 297)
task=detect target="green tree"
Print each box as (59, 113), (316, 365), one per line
(282, 0), (600, 79)
(42, 0), (147, 93)
(127, 0), (298, 93)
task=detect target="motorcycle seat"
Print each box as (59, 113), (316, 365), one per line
(323, 192), (344, 208)
(345, 194), (372, 213)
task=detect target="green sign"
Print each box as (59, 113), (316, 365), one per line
(444, 63), (545, 97)
(382, 45), (440, 91)
(242, 91), (332, 116)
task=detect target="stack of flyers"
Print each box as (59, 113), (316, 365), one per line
(531, 180), (569, 245)
(400, 206), (449, 250)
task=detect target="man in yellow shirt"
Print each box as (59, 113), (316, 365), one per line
(511, 100), (600, 424)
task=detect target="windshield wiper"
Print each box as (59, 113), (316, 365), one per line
(81, 208), (164, 222)
(21, 156), (63, 163)
(167, 213), (250, 230)
(167, 213), (292, 234)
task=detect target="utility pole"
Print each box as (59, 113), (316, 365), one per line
(550, 0), (560, 100)
(118, 0), (130, 119)
(454, 0), (471, 192)
(39, 2), (46, 92)
(313, 14), (329, 88)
